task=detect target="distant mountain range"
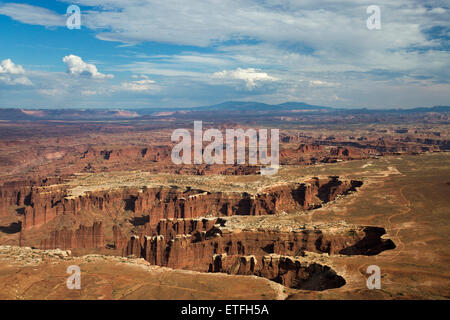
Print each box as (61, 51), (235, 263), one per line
(191, 101), (332, 111)
(0, 101), (448, 120)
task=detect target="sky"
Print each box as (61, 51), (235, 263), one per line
(0, 0), (449, 109)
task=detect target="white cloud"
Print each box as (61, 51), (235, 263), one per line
(47, 0), (445, 55)
(428, 7), (446, 14)
(0, 75), (33, 86)
(81, 90), (97, 96)
(0, 59), (25, 74)
(58, 0), (448, 87)
(213, 68), (278, 90)
(0, 59), (32, 86)
(62, 55), (114, 79)
(38, 89), (60, 96)
(307, 80), (336, 87)
(11, 77), (32, 85)
(0, 3), (65, 27)
(0, 1), (449, 108)
(131, 74), (149, 79)
(118, 79), (158, 92)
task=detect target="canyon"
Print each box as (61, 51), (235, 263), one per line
(0, 171), (396, 291)
(121, 218), (394, 289)
(4, 175), (362, 230)
(0, 108), (448, 299)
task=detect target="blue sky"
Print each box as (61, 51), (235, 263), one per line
(0, 0), (449, 109)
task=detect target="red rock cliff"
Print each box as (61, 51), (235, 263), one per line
(21, 176), (362, 230)
(40, 221), (105, 250)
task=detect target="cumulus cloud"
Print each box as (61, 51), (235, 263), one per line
(0, 58), (32, 86)
(1, 1), (449, 108)
(213, 68), (278, 90)
(63, 55), (114, 79)
(0, 59), (25, 74)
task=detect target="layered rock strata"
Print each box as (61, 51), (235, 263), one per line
(121, 218), (394, 290)
(19, 177), (362, 230)
(40, 222), (105, 250)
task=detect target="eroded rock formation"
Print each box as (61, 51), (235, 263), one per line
(40, 222), (105, 250)
(0, 172), (397, 292)
(20, 176), (362, 230)
(120, 218), (394, 290)
(211, 254), (346, 291)
(0, 177), (64, 217)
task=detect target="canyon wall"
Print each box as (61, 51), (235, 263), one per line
(40, 222), (105, 250)
(0, 177), (64, 217)
(121, 218), (394, 270)
(0, 173), (397, 291)
(19, 176), (361, 230)
(121, 218), (394, 290)
(211, 254), (346, 291)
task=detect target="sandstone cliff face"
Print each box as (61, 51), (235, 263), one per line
(22, 187), (139, 230)
(0, 177), (64, 217)
(23, 186), (68, 230)
(120, 218), (394, 290)
(331, 146), (363, 159)
(112, 225), (128, 250)
(0, 183), (31, 216)
(21, 177), (361, 230)
(121, 218), (393, 270)
(297, 144), (324, 153)
(3, 174), (370, 287)
(82, 146), (172, 162)
(40, 222), (104, 250)
(211, 254), (346, 291)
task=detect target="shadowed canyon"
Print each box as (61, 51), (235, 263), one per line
(0, 107), (448, 299)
